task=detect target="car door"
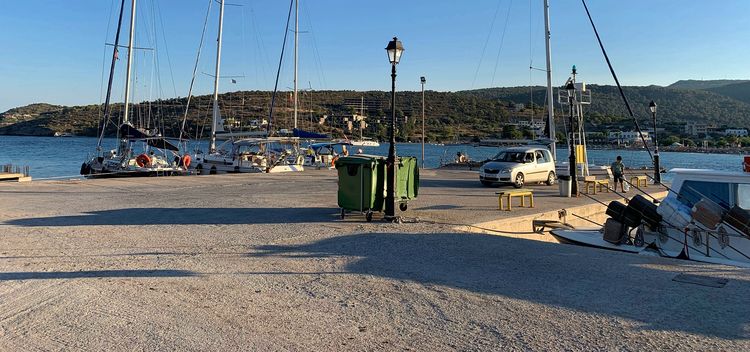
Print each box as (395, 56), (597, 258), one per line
(522, 152), (542, 182)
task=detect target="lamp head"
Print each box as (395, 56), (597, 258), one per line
(385, 37), (404, 64)
(649, 100), (657, 114)
(420, 76), (426, 84)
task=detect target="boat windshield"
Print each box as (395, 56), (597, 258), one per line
(678, 180), (750, 210)
(492, 151), (526, 163)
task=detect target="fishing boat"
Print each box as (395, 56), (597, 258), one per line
(551, 168), (750, 267)
(80, 0), (188, 178)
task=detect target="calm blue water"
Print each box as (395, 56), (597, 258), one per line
(0, 135), (745, 180)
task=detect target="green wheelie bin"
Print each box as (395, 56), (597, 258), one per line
(395, 156), (419, 211)
(335, 155), (385, 221)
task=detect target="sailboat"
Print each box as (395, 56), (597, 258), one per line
(192, 0), (304, 174)
(81, 0), (188, 178)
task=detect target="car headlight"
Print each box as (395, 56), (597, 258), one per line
(501, 168), (512, 173)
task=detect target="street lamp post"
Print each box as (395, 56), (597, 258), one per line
(420, 76), (426, 169)
(566, 82), (578, 196)
(649, 100), (660, 183)
(385, 37), (404, 220)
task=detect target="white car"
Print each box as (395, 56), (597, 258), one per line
(479, 147), (556, 188)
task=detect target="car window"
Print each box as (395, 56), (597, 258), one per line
(493, 151), (525, 162)
(524, 153), (534, 163)
(536, 151), (547, 163)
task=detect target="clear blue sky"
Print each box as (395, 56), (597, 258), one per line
(1, 0), (749, 112)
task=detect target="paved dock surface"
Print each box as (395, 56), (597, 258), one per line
(0, 170), (748, 351)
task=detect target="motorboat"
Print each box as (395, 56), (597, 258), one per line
(303, 141), (353, 168)
(551, 168), (750, 267)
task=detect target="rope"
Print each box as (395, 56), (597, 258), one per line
(580, 0), (653, 162)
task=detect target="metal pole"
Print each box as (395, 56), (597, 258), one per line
(568, 93), (578, 196)
(123, 0), (136, 126)
(210, 0), (225, 153)
(652, 109), (661, 183)
(421, 79), (425, 169)
(293, 0), (299, 129)
(385, 64), (397, 219)
(543, 0), (556, 160)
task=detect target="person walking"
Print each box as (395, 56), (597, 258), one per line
(611, 155), (626, 192)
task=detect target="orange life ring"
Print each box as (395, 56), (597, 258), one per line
(135, 154), (151, 167)
(181, 154), (192, 168)
(331, 156), (339, 167)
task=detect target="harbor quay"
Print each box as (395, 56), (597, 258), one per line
(0, 170), (748, 351)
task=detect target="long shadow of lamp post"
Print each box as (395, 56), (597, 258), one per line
(385, 37), (404, 220)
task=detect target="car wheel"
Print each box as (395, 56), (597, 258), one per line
(481, 180), (493, 187)
(546, 171), (556, 186)
(514, 173), (524, 188)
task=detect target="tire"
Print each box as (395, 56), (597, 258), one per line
(481, 180), (493, 187)
(399, 203), (408, 211)
(514, 173), (525, 188)
(365, 211), (373, 222)
(196, 164), (204, 175)
(546, 171), (556, 186)
(210, 166), (217, 175)
(340, 208), (346, 219)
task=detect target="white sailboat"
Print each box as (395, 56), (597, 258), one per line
(81, 0), (188, 178)
(192, 0), (304, 174)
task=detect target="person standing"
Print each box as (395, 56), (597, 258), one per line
(611, 155), (626, 192)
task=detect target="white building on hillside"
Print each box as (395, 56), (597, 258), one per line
(724, 128), (748, 137)
(608, 131), (650, 145)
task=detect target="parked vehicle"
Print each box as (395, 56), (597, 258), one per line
(478, 147), (556, 188)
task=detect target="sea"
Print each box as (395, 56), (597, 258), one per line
(0, 135), (746, 180)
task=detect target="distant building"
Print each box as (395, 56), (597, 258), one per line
(684, 122), (709, 136)
(724, 128), (748, 137)
(608, 131), (650, 144)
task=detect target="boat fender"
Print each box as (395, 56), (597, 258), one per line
(135, 154), (151, 167)
(331, 156), (339, 167)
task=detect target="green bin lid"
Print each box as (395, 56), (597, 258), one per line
(334, 155), (382, 168)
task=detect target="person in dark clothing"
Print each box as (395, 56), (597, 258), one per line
(611, 155), (626, 192)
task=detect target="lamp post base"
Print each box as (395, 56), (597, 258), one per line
(382, 215), (403, 224)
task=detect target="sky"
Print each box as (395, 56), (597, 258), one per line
(1, 0), (750, 112)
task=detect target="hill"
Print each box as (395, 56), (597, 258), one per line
(705, 81), (750, 105)
(667, 79), (750, 90)
(2, 84), (750, 140)
(459, 85), (750, 128)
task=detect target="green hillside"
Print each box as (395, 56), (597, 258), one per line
(706, 81), (750, 105)
(668, 79), (749, 90)
(2, 84), (750, 140)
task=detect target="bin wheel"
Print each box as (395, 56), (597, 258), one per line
(365, 211), (373, 222)
(340, 208), (345, 219)
(399, 203), (408, 211)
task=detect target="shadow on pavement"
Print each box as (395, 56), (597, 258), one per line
(5, 207), (339, 226)
(0, 269), (196, 281)
(252, 231), (750, 339)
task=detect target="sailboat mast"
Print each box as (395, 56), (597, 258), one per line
(97, 0), (126, 150)
(543, 0), (556, 159)
(210, 0), (225, 152)
(123, 0), (136, 126)
(293, 0), (299, 130)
